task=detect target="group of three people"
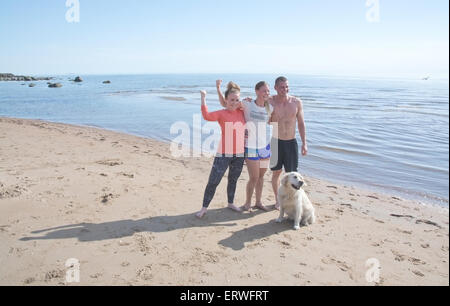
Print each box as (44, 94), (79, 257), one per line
(196, 76), (308, 219)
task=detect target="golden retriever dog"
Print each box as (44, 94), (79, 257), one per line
(276, 172), (316, 230)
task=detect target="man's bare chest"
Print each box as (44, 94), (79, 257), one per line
(273, 102), (298, 120)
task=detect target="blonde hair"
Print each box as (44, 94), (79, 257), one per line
(225, 81), (240, 99)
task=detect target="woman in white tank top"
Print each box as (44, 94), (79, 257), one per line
(216, 80), (273, 212)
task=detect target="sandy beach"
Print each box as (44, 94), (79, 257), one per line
(0, 117), (448, 286)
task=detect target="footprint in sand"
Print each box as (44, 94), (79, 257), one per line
(96, 159), (123, 167)
(391, 250), (408, 262)
(118, 172), (134, 179)
(44, 269), (65, 282)
(396, 228), (412, 235)
(409, 257), (426, 266)
(415, 219), (441, 229)
(0, 225), (11, 233)
(0, 184), (27, 199)
(90, 273), (103, 279)
(279, 241), (292, 249)
(412, 270), (425, 277)
(390, 214), (415, 220)
(136, 265), (153, 281)
(134, 233), (155, 254)
(336, 208), (345, 215)
(321, 256), (354, 280)
(100, 193), (119, 204)
(23, 277), (35, 285)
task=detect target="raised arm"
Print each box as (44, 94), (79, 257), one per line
(296, 97), (308, 156)
(216, 80), (227, 108)
(201, 90), (221, 122)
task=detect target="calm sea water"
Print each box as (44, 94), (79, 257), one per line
(0, 74), (448, 207)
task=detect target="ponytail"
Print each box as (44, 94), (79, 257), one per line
(225, 81), (241, 99)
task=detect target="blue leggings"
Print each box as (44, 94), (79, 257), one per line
(202, 156), (245, 208)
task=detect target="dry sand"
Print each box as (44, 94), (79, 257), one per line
(0, 117), (448, 286)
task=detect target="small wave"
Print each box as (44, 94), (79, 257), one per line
(173, 85), (199, 89)
(110, 90), (140, 96)
(307, 105), (356, 111)
(389, 107), (449, 118)
(367, 182), (449, 206)
(396, 160), (449, 175)
(376, 89), (405, 93)
(314, 145), (376, 157)
(160, 96), (187, 101)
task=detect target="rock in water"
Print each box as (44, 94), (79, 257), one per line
(29, 83), (36, 87)
(103, 80), (111, 84)
(48, 83), (63, 88)
(74, 76), (83, 82)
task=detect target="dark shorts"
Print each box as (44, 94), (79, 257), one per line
(270, 139), (299, 172)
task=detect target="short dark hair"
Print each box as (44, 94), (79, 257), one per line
(275, 76), (288, 86)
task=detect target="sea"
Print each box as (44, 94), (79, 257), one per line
(0, 74), (448, 207)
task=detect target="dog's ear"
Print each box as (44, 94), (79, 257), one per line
(281, 173), (290, 187)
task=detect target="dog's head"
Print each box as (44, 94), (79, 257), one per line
(281, 172), (307, 191)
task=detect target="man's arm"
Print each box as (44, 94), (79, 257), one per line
(296, 97), (308, 156)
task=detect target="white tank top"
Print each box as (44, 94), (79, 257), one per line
(242, 100), (273, 149)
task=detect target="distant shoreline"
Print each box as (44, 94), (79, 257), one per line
(2, 72), (449, 82)
(0, 73), (53, 82)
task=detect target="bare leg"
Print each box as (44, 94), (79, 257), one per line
(254, 162), (269, 211)
(272, 170), (283, 210)
(242, 159), (260, 211)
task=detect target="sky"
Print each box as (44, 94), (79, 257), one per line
(0, 0), (448, 78)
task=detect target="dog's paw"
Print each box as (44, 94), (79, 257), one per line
(293, 225), (301, 230)
(276, 218), (283, 223)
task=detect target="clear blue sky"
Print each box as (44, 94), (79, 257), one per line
(0, 0), (448, 77)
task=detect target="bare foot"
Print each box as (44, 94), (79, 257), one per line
(196, 208), (207, 219)
(254, 203), (270, 212)
(241, 204), (252, 211)
(228, 204), (242, 213)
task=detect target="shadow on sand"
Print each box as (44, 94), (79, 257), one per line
(20, 207), (292, 249)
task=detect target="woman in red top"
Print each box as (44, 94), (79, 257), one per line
(196, 82), (246, 219)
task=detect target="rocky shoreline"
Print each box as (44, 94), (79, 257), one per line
(0, 73), (53, 82)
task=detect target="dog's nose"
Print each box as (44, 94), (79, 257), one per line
(299, 181), (304, 188)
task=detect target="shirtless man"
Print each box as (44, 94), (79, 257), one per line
(269, 76), (308, 210)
